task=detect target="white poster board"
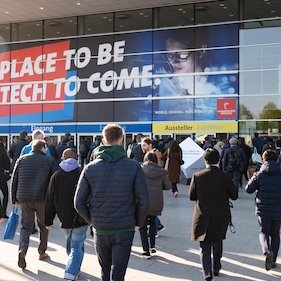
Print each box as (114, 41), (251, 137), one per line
(179, 137), (205, 179)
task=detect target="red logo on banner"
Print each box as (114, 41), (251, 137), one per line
(0, 41), (70, 117)
(216, 98), (236, 119)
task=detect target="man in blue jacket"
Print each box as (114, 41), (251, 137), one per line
(245, 149), (281, 271)
(74, 124), (149, 281)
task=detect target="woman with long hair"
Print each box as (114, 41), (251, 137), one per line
(162, 140), (183, 197)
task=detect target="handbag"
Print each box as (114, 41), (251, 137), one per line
(3, 206), (19, 240)
(251, 147), (262, 165)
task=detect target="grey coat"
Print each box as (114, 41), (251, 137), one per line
(142, 162), (172, 216)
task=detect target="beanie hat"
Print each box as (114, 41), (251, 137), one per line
(229, 137), (238, 146)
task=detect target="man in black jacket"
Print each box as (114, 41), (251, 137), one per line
(45, 148), (88, 281)
(75, 124), (149, 281)
(9, 131), (29, 171)
(189, 148), (238, 281)
(129, 133), (145, 163)
(11, 140), (58, 269)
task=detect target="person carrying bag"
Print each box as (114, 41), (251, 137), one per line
(3, 206), (19, 240)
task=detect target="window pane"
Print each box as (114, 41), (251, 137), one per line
(115, 9), (152, 32)
(84, 13), (113, 34)
(159, 5), (194, 28)
(0, 24), (10, 43)
(195, 0), (238, 24)
(18, 21), (43, 41)
(240, 26), (281, 120)
(44, 17), (77, 38)
(244, 0), (281, 20)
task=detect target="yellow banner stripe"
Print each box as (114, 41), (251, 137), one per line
(152, 121), (238, 134)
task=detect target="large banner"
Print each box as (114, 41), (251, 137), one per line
(0, 25), (238, 124)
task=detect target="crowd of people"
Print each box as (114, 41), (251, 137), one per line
(0, 128), (281, 281)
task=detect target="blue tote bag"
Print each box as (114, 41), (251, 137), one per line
(3, 206), (19, 240)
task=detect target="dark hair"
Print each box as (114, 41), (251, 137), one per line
(102, 124), (124, 144)
(32, 140), (46, 151)
(136, 133), (144, 143)
(141, 137), (152, 146)
(20, 131), (27, 139)
(169, 140), (181, 153)
(262, 149), (278, 162)
(204, 148), (220, 165)
(143, 151), (158, 164)
(254, 132), (259, 138)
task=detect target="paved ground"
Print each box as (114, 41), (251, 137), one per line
(1, 183), (281, 281)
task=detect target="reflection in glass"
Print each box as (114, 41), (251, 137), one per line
(18, 21), (43, 41)
(84, 13), (113, 34)
(115, 9), (152, 32)
(159, 5), (194, 28)
(44, 17), (77, 38)
(195, 0), (238, 24)
(0, 24), (10, 43)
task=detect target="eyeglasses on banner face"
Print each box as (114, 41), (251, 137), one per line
(166, 51), (191, 62)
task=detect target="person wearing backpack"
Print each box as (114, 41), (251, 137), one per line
(222, 137), (246, 193)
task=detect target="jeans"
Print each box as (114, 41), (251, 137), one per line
(199, 240), (223, 280)
(94, 231), (134, 281)
(258, 216), (281, 262)
(232, 170), (242, 191)
(64, 225), (88, 280)
(139, 216), (157, 252)
(19, 201), (48, 254)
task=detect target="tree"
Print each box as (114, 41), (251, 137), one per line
(239, 104), (254, 119)
(259, 102), (281, 119)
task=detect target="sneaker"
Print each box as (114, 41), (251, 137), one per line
(155, 232), (159, 238)
(141, 252), (151, 259)
(151, 248), (157, 254)
(18, 251), (26, 269)
(157, 225), (166, 233)
(173, 191), (178, 197)
(39, 253), (49, 261)
(265, 251), (274, 271)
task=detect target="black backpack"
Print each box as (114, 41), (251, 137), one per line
(226, 149), (243, 172)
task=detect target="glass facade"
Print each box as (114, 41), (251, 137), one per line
(0, 0), (280, 141)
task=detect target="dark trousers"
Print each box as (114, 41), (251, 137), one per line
(258, 216), (281, 262)
(0, 182), (8, 214)
(139, 216), (156, 252)
(19, 201), (48, 254)
(94, 231), (134, 281)
(172, 182), (178, 193)
(199, 240), (223, 280)
(232, 171), (242, 191)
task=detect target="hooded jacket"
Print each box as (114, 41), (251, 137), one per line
(142, 162), (172, 216)
(45, 158), (87, 229)
(245, 161), (281, 219)
(74, 145), (149, 233)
